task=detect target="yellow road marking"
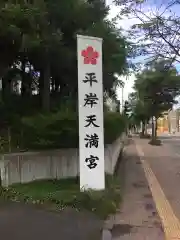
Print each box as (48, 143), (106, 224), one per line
(136, 144), (180, 240)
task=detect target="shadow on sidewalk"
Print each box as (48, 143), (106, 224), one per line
(111, 140), (165, 240)
(0, 202), (103, 240)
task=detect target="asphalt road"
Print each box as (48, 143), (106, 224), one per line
(0, 203), (102, 240)
(144, 133), (180, 222)
(159, 133), (180, 155)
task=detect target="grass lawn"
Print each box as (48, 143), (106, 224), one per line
(0, 175), (121, 219)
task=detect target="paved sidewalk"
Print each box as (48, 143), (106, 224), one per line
(135, 138), (180, 238)
(111, 140), (164, 239)
(0, 203), (102, 240)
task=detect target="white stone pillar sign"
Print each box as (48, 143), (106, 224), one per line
(77, 35), (105, 190)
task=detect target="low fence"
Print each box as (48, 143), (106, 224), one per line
(0, 135), (125, 187)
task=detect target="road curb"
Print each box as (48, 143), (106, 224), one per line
(102, 229), (112, 240)
(102, 215), (114, 240)
(101, 139), (129, 240)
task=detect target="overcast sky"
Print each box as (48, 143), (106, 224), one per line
(107, 0), (180, 107)
(107, 0), (140, 102)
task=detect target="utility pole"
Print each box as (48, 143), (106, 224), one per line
(120, 81), (125, 113)
(176, 109), (180, 132)
(121, 85), (124, 113)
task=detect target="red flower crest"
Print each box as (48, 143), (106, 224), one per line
(81, 46), (99, 65)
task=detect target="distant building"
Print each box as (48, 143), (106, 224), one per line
(157, 111), (169, 133)
(157, 109), (180, 133)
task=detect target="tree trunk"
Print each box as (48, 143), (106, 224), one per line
(176, 111), (179, 132)
(151, 117), (155, 141)
(39, 69), (44, 101)
(151, 116), (157, 141)
(142, 121), (145, 136)
(155, 117), (157, 139)
(2, 76), (11, 102)
(42, 62), (50, 112)
(168, 113), (171, 133)
(21, 58), (26, 97)
(144, 121), (148, 135)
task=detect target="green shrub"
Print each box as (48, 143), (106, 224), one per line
(21, 110), (126, 150)
(1, 175), (121, 219)
(104, 112), (126, 144)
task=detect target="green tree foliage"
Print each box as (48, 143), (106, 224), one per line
(0, 0), (129, 151)
(135, 60), (180, 118)
(132, 59), (180, 142)
(123, 100), (131, 116)
(128, 92), (150, 135)
(0, 0), (128, 110)
(115, 0), (180, 64)
(1, 111), (126, 151)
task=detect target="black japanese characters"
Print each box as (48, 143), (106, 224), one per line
(83, 73), (97, 87)
(85, 155), (99, 169)
(84, 133), (99, 148)
(84, 115), (99, 127)
(84, 93), (98, 108)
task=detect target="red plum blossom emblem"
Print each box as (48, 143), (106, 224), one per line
(81, 46), (99, 65)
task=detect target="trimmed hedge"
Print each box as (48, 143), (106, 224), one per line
(21, 110), (126, 150)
